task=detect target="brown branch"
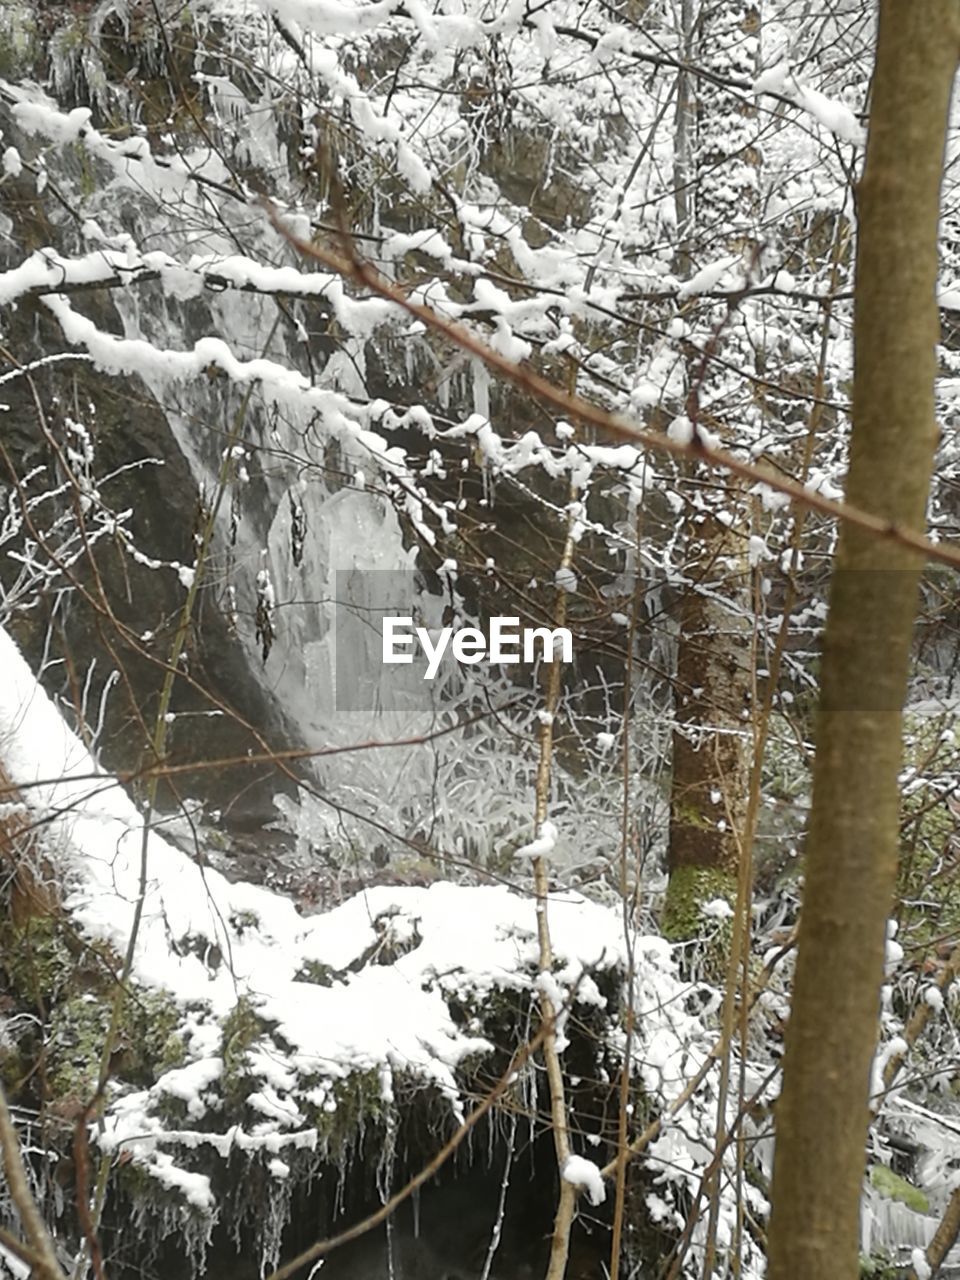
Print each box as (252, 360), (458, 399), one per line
(609, 501), (646, 1280)
(0, 698), (527, 797)
(0, 1223), (46, 1270)
(880, 941), (960, 1093)
(906, 1185), (960, 1280)
(266, 206), (960, 572)
(72, 1105), (105, 1280)
(531, 495), (578, 1280)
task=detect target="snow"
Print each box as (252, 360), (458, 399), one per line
(885, 920), (905, 976)
(488, 318), (532, 363)
(1, 144), (21, 176)
(0, 243), (407, 333)
(154, 1059), (225, 1120)
(562, 1154), (607, 1206)
(924, 986), (944, 1013)
(148, 1153), (215, 1209)
(676, 255), (742, 301)
(912, 1248), (933, 1280)
(749, 536), (771, 566)
(515, 820), (559, 861)
(8, 87), (199, 203)
(871, 1036), (909, 1111)
(754, 62), (866, 145)
(667, 416), (695, 446)
(701, 899), (735, 922)
(0, 1242), (30, 1279)
(804, 468), (845, 503)
(0, 626), (683, 1207)
(554, 566), (578, 593)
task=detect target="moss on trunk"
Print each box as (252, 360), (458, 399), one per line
(662, 864), (737, 943)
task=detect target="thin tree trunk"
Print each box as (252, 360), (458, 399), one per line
(766, 6), (960, 1277)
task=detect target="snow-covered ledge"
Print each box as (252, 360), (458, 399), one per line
(0, 626), (700, 1272)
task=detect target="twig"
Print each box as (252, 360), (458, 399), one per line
(880, 942), (960, 1094)
(609, 503), (646, 1280)
(72, 1104), (104, 1280)
(266, 205), (960, 573)
(597, 929), (797, 1183)
(531, 494), (580, 1280)
(905, 1183), (960, 1280)
(0, 1222), (47, 1270)
(0, 1083), (66, 1280)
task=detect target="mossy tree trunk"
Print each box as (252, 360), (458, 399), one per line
(664, 4), (759, 942)
(665, 508), (751, 939)
(767, 5), (960, 1277)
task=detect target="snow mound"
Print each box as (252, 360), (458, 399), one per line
(0, 625), (686, 1214)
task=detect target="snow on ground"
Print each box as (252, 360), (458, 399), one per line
(0, 625), (688, 1210)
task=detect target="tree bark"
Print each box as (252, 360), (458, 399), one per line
(665, 508), (751, 937)
(664, 3), (758, 943)
(766, 6), (960, 1277)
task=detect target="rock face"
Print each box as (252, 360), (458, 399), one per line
(0, 297), (298, 826)
(311, 1174), (544, 1280)
(0, 5), (637, 865)
(318, 1232), (523, 1280)
(0, 112), (299, 828)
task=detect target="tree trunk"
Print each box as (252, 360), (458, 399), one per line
(766, 6), (960, 1277)
(665, 509), (751, 938)
(664, 3), (759, 943)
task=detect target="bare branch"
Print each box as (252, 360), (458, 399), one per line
(0, 1085), (67, 1280)
(268, 205), (960, 572)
